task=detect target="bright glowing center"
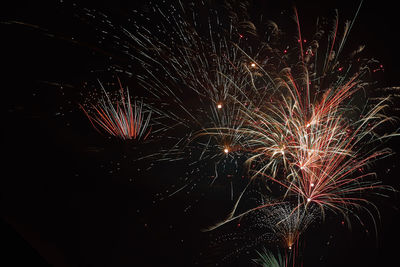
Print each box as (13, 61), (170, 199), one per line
(310, 183), (315, 187)
(250, 63), (256, 67)
(217, 103), (222, 109)
(307, 198), (311, 202)
(224, 148), (229, 154)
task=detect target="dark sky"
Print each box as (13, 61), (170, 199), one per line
(1, 1), (400, 266)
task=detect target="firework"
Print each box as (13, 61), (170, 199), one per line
(207, 199), (317, 264)
(195, 1), (398, 227)
(239, 70), (396, 218)
(269, 203), (318, 251)
(253, 248), (287, 267)
(80, 81), (152, 140)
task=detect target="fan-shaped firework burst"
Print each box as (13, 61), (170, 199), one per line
(253, 248), (287, 267)
(80, 81), (152, 140)
(239, 67), (396, 217)
(190, 1), (398, 230)
(207, 198), (318, 264)
(267, 203), (319, 251)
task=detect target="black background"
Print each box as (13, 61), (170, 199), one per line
(1, 0), (399, 266)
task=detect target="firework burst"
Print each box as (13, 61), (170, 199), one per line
(80, 81), (152, 140)
(253, 248), (287, 267)
(194, 1), (398, 230)
(239, 69), (396, 218)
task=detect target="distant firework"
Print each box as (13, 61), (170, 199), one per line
(80, 81), (152, 140)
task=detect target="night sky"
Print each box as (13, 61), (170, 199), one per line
(2, 0), (400, 266)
